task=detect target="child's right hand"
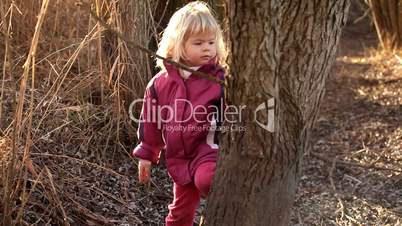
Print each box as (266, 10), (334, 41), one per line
(138, 159), (152, 184)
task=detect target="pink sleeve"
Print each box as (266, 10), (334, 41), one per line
(132, 81), (164, 164)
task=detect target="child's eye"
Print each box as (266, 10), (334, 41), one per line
(194, 42), (202, 45)
(209, 41), (215, 45)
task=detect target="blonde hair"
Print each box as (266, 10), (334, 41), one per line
(156, 1), (227, 70)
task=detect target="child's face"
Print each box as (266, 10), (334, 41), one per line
(183, 32), (217, 67)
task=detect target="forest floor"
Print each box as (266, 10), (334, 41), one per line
(290, 9), (402, 226)
(0, 3), (401, 226)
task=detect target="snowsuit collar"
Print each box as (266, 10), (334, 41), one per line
(163, 57), (221, 83)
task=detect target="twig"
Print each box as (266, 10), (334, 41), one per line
(353, 8), (371, 24)
(77, 1), (225, 86)
(394, 54), (402, 65)
(38, 120), (72, 141)
(64, 192), (113, 226)
(31, 152), (164, 193)
(311, 151), (402, 173)
(15, 168), (45, 224)
(30, 152), (128, 179)
(328, 157), (363, 224)
(45, 167), (70, 226)
(328, 156), (345, 219)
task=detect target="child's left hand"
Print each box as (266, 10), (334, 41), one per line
(138, 159), (151, 184)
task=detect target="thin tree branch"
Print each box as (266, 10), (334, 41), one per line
(311, 151), (402, 173)
(77, 1), (225, 86)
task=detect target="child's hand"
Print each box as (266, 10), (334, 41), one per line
(138, 159), (152, 184)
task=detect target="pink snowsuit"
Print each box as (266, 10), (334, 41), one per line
(132, 58), (224, 226)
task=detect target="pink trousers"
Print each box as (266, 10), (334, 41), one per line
(165, 162), (216, 226)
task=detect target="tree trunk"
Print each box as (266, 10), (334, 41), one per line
(369, 0), (402, 50)
(204, 1), (350, 225)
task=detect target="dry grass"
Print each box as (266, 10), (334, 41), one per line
(5, 1), (51, 224)
(0, 0), (159, 225)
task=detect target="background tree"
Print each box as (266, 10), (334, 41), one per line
(368, 0), (402, 50)
(204, 1), (350, 225)
(103, 0), (156, 106)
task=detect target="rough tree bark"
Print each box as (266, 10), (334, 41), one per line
(204, 1), (350, 225)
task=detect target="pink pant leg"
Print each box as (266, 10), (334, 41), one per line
(194, 162), (216, 198)
(165, 182), (200, 226)
(165, 162), (216, 226)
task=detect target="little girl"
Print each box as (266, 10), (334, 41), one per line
(132, 1), (226, 226)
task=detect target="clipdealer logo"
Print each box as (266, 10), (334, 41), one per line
(254, 98), (275, 132)
(129, 97), (275, 132)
